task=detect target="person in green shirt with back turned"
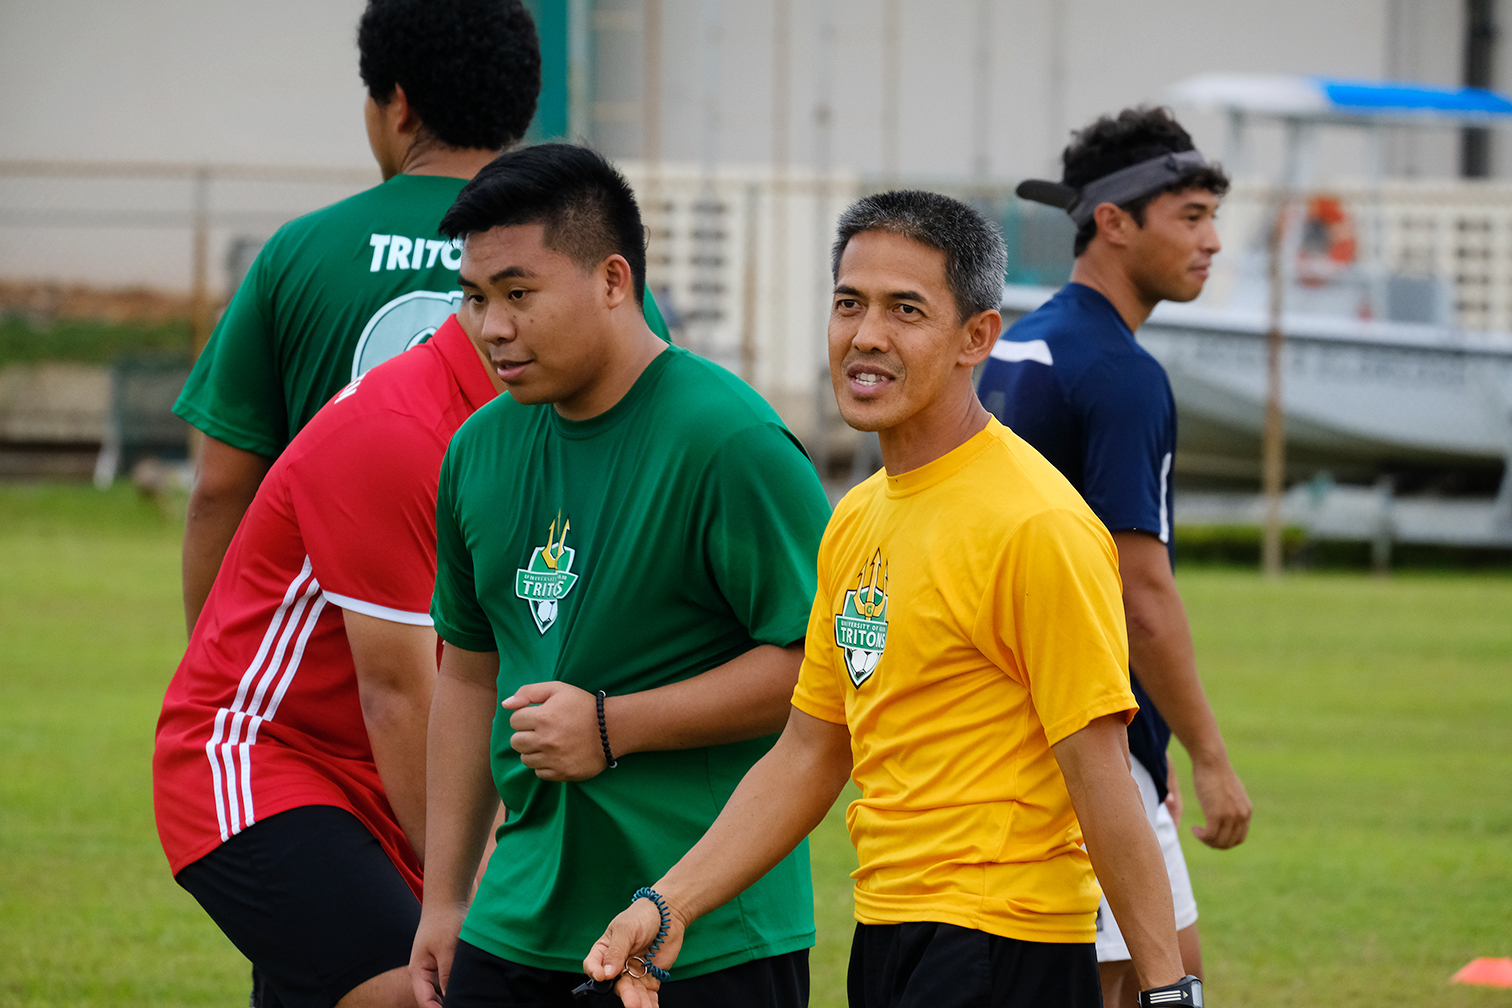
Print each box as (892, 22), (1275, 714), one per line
(173, 0), (672, 637)
(408, 143), (830, 1008)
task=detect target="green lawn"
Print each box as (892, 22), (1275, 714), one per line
(1, 484), (1509, 1006)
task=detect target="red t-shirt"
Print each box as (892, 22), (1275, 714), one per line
(153, 316), (496, 896)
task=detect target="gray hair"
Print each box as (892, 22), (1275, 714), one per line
(831, 190), (1008, 321)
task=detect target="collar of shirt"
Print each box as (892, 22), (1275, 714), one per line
(430, 314), (500, 412)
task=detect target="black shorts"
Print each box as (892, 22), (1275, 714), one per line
(442, 937), (809, 1008)
(175, 804), (420, 1008)
(847, 922), (1099, 1008)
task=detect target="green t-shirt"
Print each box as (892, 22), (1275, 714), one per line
(174, 173), (671, 458)
(432, 344), (830, 977)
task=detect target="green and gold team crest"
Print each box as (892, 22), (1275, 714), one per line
(834, 550), (889, 688)
(515, 514), (579, 635)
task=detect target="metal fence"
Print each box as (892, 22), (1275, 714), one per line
(0, 159), (378, 352)
(8, 159), (1512, 496)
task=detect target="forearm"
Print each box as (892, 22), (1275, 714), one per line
(362, 686), (433, 861)
(423, 660), (504, 911)
(605, 643), (801, 756)
(655, 708), (852, 925)
(182, 437), (272, 635)
(1115, 532), (1229, 767)
(1081, 778), (1182, 988)
(1124, 585), (1228, 766)
(1055, 715), (1182, 990)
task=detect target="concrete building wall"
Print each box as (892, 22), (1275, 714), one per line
(588, 0), (1480, 184)
(0, 0), (372, 167)
(0, 0), (1503, 295)
(2, 0), (1492, 179)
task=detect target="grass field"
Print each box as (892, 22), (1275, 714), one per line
(1, 483), (1509, 1007)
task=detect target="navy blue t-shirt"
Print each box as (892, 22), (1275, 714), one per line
(977, 282), (1176, 798)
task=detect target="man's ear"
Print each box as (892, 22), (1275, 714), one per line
(960, 308), (1002, 367)
(1092, 202), (1136, 249)
(599, 254), (635, 309)
(388, 83), (422, 136)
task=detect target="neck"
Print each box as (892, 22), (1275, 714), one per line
(396, 141), (499, 181)
(554, 311), (667, 422)
(1069, 246), (1157, 331)
(877, 378), (992, 476)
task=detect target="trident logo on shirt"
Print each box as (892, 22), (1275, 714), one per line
(515, 513), (579, 634)
(834, 550), (889, 688)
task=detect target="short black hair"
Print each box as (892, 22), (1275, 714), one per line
(832, 191), (1007, 322)
(440, 144), (646, 305)
(357, 0), (540, 151)
(1061, 106), (1230, 256)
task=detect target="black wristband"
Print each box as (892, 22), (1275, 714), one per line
(595, 690), (617, 769)
(1138, 975), (1203, 1007)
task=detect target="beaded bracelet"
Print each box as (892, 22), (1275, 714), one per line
(625, 886), (672, 983)
(595, 690), (617, 769)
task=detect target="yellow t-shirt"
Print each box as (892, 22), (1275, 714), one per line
(791, 418), (1135, 944)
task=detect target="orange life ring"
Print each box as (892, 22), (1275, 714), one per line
(1297, 195), (1356, 286)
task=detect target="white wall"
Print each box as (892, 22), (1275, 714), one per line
(0, 0), (372, 167)
(0, 0), (1488, 178)
(0, 0), (1497, 294)
(597, 0), (1477, 184)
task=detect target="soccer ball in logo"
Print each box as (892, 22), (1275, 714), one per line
(847, 647), (881, 680)
(515, 514), (580, 635)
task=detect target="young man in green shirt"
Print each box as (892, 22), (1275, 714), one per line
(408, 144), (830, 1008)
(174, 0), (672, 635)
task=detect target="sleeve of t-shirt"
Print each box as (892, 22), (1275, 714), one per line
(430, 444), (498, 652)
(285, 410), (445, 625)
(995, 508), (1137, 747)
(1072, 356), (1174, 541)
(700, 422), (831, 649)
(789, 536), (848, 725)
(172, 240), (291, 458)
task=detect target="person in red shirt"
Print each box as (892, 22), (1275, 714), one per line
(154, 315), (503, 1008)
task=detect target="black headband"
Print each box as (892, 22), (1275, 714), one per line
(1017, 150), (1210, 226)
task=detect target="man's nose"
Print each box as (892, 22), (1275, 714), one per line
(852, 307), (891, 352)
(481, 305), (516, 343)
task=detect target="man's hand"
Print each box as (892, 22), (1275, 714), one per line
(1189, 757), (1251, 849)
(502, 681), (606, 781)
(409, 902), (468, 1008)
(583, 898), (688, 1008)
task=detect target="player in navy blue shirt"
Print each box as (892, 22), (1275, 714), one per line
(979, 107), (1252, 1008)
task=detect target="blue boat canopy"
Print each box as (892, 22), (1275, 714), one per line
(1167, 73), (1512, 124)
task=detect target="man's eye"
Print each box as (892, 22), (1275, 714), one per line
(509, 289), (527, 300)
(899, 304), (918, 314)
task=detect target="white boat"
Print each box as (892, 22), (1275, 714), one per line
(1000, 74), (1512, 545)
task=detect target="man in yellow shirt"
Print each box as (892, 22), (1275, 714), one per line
(583, 191), (1194, 1008)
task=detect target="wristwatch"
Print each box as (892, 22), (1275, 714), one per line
(1138, 974), (1203, 1006)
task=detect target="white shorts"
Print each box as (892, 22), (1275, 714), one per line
(1093, 756), (1199, 962)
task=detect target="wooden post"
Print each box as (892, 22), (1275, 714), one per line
(740, 183), (761, 385)
(1261, 196), (1288, 578)
(764, 0), (790, 389)
(642, 0), (661, 174)
(880, 0), (900, 184)
(189, 166), (212, 360)
(188, 165), (212, 467)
